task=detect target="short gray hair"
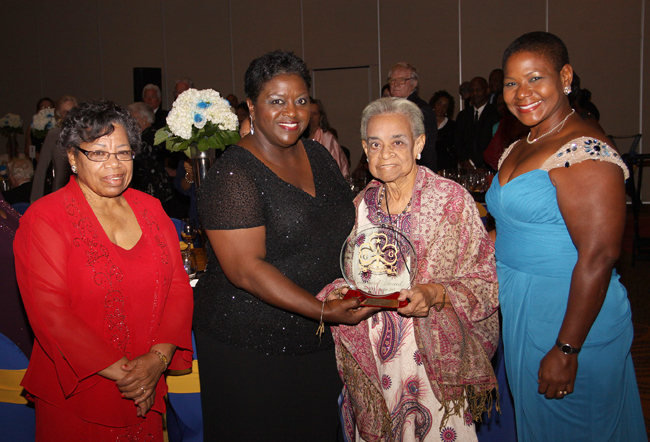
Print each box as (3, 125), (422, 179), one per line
(142, 84), (161, 100)
(7, 158), (34, 182)
(388, 62), (419, 83)
(174, 77), (194, 89)
(360, 98), (424, 141)
(128, 102), (155, 124)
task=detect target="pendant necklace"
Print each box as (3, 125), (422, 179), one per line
(526, 109), (575, 144)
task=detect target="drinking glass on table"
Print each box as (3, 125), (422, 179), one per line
(182, 249), (198, 279)
(181, 218), (196, 247)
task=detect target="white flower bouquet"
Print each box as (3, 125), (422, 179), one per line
(154, 88), (240, 155)
(0, 113), (24, 137)
(32, 108), (56, 138)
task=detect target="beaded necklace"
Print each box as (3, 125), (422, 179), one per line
(378, 185), (412, 222)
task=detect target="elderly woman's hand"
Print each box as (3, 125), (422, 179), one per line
(115, 352), (167, 404)
(136, 390), (156, 417)
(397, 283), (448, 317)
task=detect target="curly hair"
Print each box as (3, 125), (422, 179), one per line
(503, 31), (570, 72)
(244, 50), (311, 103)
(58, 100), (142, 156)
(429, 90), (456, 120)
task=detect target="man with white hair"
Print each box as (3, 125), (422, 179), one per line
(3, 158), (34, 205)
(388, 62), (437, 172)
(142, 83), (168, 130)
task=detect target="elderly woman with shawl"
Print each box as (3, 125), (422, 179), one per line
(320, 98), (499, 442)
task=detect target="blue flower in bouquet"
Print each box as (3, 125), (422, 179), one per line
(32, 108), (56, 138)
(0, 113), (24, 137)
(194, 113), (206, 128)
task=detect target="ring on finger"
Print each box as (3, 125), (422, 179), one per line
(559, 390), (567, 395)
(140, 387), (147, 394)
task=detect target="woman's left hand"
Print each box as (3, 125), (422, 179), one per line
(136, 390), (156, 417)
(116, 352), (166, 404)
(537, 346), (578, 399)
(397, 283), (445, 317)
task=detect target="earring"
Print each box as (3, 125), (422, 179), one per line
(416, 153), (421, 160)
(250, 116), (254, 135)
(71, 165), (77, 173)
(563, 86), (571, 95)
(366, 157), (369, 163)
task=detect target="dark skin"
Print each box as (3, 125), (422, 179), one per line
(205, 74), (377, 325)
(500, 51), (626, 400)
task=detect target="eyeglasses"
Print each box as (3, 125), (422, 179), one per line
(76, 146), (135, 162)
(387, 77), (414, 86)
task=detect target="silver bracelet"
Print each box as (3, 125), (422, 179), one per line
(184, 175), (195, 184)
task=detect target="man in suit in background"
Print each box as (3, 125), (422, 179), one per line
(143, 84), (168, 130)
(455, 77), (500, 170)
(388, 62), (438, 172)
(488, 69), (504, 104)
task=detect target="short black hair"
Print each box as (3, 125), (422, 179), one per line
(36, 97), (54, 111)
(429, 90), (456, 120)
(502, 31), (570, 72)
(244, 50), (311, 103)
(59, 100), (142, 155)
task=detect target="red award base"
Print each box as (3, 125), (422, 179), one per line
(343, 289), (408, 309)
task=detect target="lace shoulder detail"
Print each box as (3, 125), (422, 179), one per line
(539, 137), (629, 180)
(497, 140), (521, 171)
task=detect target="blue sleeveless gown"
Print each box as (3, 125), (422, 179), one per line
(486, 169), (646, 442)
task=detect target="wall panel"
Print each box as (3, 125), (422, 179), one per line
(550, 0), (642, 138)
(162, 0), (233, 107)
(37, 1), (103, 103)
(460, 0), (546, 90)
(380, 0), (460, 109)
(230, 0), (303, 100)
(98, 0), (166, 107)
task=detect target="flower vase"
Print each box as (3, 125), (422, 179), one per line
(6, 133), (19, 159)
(189, 144), (216, 188)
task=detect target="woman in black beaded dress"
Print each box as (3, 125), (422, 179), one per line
(193, 51), (377, 441)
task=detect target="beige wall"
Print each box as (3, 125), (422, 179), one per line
(2, 0), (648, 197)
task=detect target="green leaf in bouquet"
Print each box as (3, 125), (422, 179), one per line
(206, 136), (221, 150)
(154, 127), (170, 145)
(198, 138), (212, 151)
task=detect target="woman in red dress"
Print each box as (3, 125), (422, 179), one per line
(13, 100), (193, 441)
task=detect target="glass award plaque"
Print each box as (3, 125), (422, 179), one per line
(340, 224), (417, 309)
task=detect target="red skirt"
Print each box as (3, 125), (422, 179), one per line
(35, 399), (163, 442)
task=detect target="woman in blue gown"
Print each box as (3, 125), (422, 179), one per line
(486, 32), (646, 441)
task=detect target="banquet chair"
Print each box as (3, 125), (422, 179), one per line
(11, 202), (30, 215)
(171, 217), (183, 241)
(166, 332), (203, 442)
(610, 134), (650, 266)
(0, 333), (35, 442)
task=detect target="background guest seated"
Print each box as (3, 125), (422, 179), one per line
(429, 90), (457, 171)
(2, 158), (34, 205)
(307, 97), (350, 180)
